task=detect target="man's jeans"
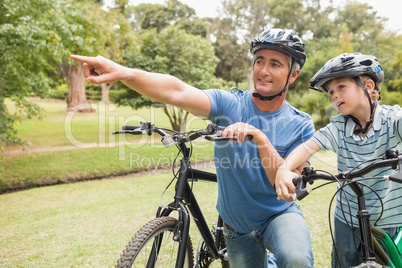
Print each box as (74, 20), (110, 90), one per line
(331, 217), (399, 268)
(222, 202), (314, 268)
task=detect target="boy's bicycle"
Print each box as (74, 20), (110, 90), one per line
(113, 121), (251, 268)
(293, 148), (402, 268)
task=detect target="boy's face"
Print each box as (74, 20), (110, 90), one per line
(326, 78), (371, 116)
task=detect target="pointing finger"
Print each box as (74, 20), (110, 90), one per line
(70, 55), (101, 65)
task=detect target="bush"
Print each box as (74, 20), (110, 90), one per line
(50, 84), (68, 99)
(109, 89), (127, 102)
(86, 89), (102, 100)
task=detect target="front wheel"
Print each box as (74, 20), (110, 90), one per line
(116, 216), (194, 268)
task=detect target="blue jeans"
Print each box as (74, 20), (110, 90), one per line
(223, 202), (314, 268)
(331, 217), (399, 268)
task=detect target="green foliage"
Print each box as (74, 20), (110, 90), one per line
(0, 0), (55, 144)
(388, 50), (402, 96)
(127, 0), (196, 32)
(115, 26), (222, 129)
(0, 0), (134, 144)
(381, 88), (402, 106)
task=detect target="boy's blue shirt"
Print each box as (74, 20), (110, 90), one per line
(312, 104), (402, 228)
(204, 88), (315, 233)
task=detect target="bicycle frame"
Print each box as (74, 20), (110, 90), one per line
(153, 141), (224, 267)
(113, 121), (237, 267)
(341, 181), (402, 267)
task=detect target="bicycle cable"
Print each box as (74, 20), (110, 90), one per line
(318, 170), (344, 266)
(334, 162), (387, 262)
(159, 139), (183, 210)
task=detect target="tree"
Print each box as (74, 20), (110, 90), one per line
(47, 1), (128, 112)
(335, 1), (387, 51)
(126, 0), (196, 32)
(1, 0), (54, 144)
(0, 0), (133, 144)
(115, 26), (222, 132)
(211, 0), (272, 90)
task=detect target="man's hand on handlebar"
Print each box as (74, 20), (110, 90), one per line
(221, 123), (260, 144)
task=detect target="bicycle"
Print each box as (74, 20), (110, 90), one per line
(292, 148), (402, 268)
(113, 121), (252, 268)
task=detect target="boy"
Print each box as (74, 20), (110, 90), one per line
(274, 52), (402, 267)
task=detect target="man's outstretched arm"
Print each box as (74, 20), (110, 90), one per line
(70, 55), (211, 118)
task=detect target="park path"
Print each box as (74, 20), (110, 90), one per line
(2, 141), (135, 155)
(2, 138), (209, 155)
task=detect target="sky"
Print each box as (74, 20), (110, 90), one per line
(128, 0), (402, 34)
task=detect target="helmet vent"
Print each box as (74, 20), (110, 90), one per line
(360, 59), (373, 66)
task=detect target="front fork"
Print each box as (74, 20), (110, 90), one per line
(155, 151), (192, 268)
(156, 197), (190, 268)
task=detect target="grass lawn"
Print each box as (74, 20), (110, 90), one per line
(0, 142), (215, 193)
(5, 100), (209, 148)
(1, 100), (212, 193)
(0, 151), (338, 267)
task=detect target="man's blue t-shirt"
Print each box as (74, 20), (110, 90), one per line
(204, 88), (315, 233)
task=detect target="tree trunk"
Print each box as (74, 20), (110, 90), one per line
(245, 61), (254, 91)
(59, 63), (95, 113)
(163, 105), (188, 132)
(100, 82), (114, 103)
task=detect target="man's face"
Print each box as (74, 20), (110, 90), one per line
(252, 49), (291, 97)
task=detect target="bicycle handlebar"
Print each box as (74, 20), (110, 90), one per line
(113, 121), (253, 148)
(292, 149), (402, 201)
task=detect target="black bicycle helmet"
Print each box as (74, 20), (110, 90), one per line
(250, 28), (306, 69)
(309, 52), (384, 135)
(250, 28), (306, 101)
(309, 52), (384, 93)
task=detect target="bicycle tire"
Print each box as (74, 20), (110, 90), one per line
(115, 216), (194, 268)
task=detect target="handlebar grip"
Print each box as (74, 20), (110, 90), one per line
(112, 129), (144, 135)
(292, 176), (303, 186)
(292, 175), (311, 201)
(205, 135), (236, 141)
(205, 134), (253, 142)
(122, 125), (140, 131)
(295, 188), (311, 201)
(388, 173), (402, 183)
(244, 135), (253, 142)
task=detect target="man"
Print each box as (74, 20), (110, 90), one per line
(71, 28), (315, 267)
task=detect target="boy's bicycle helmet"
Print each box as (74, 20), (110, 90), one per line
(250, 28), (306, 69)
(250, 28), (306, 101)
(309, 52), (384, 93)
(309, 52), (384, 135)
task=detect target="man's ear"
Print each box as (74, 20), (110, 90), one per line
(289, 70), (300, 84)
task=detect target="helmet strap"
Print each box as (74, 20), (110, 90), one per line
(350, 77), (377, 135)
(252, 60), (293, 101)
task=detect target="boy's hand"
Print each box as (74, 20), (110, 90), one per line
(275, 166), (298, 202)
(70, 55), (128, 84)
